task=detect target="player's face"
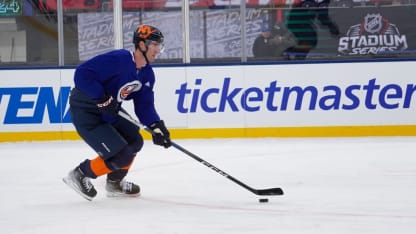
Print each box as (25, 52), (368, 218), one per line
(145, 41), (164, 62)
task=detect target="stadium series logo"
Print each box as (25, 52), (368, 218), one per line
(338, 13), (408, 55)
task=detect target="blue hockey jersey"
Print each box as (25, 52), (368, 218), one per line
(73, 49), (160, 126)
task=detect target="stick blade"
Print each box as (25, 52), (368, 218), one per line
(255, 187), (284, 196)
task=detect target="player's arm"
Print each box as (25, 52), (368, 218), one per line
(131, 88), (171, 148)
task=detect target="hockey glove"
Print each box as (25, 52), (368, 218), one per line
(96, 95), (118, 117)
(149, 120), (171, 148)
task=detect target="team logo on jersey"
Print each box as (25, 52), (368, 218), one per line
(117, 81), (142, 101)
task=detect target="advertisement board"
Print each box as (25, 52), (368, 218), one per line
(1, 61), (415, 141)
(156, 62), (416, 128)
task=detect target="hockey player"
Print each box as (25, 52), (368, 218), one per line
(63, 25), (171, 201)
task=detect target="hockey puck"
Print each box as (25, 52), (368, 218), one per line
(258, 198), (269, 203)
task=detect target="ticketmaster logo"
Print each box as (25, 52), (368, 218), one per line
(175, 77), (416, 113)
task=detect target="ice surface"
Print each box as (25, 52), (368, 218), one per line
(1, 137), (415, 234)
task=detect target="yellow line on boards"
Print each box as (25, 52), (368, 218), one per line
(1, 125), (416, 142)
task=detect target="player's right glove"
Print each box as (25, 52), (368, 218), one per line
(149, 120), (171, 148)
(96, 95), (118, 117)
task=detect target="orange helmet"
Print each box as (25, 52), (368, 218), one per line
(133, 25), (164, 47)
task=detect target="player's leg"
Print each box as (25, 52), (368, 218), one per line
(63, 119), (128, 199)
(63, 89), (106, 200)
(63, 88), (129, 200)
(73, 115), (144, 197)
(105, 115), (144, 197)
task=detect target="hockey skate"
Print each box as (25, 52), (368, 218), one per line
(105, 179), (141, 197)
(63, 166), (97, 201)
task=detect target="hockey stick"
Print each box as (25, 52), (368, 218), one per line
(119, 111), (284, 196)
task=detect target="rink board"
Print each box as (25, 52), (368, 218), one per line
(0, 61), (415, 141)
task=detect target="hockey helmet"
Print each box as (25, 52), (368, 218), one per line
(133, 25), (164, 47)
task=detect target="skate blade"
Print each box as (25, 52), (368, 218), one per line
(62, 177), (94, 201)
(106, 191), (141, 198)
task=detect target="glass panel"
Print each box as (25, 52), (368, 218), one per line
(189, 0), (243, 63)
(0, 0), (59, 66)
(250, 2), (294, 62)
(120, 0), (183, 64)
(62, 0), (109, 65)
(73, 0), (181, 64)
(250, 0), (416, 62)
(1, 0), (416, 67)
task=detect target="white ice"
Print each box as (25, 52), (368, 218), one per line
(1, 137), (415, 234)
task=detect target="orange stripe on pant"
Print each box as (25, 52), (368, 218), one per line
(90, 156), (111, 177)
(90, 156), (135, 177)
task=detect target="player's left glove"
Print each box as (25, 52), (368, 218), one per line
(149, 120), (171, 148)
(96, 94), (118, 117)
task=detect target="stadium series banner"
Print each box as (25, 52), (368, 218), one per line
(77, 6), (416, 61)
(333, 7), (414, 57)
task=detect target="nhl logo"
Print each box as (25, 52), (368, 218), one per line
(364, 14), (383, 34)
